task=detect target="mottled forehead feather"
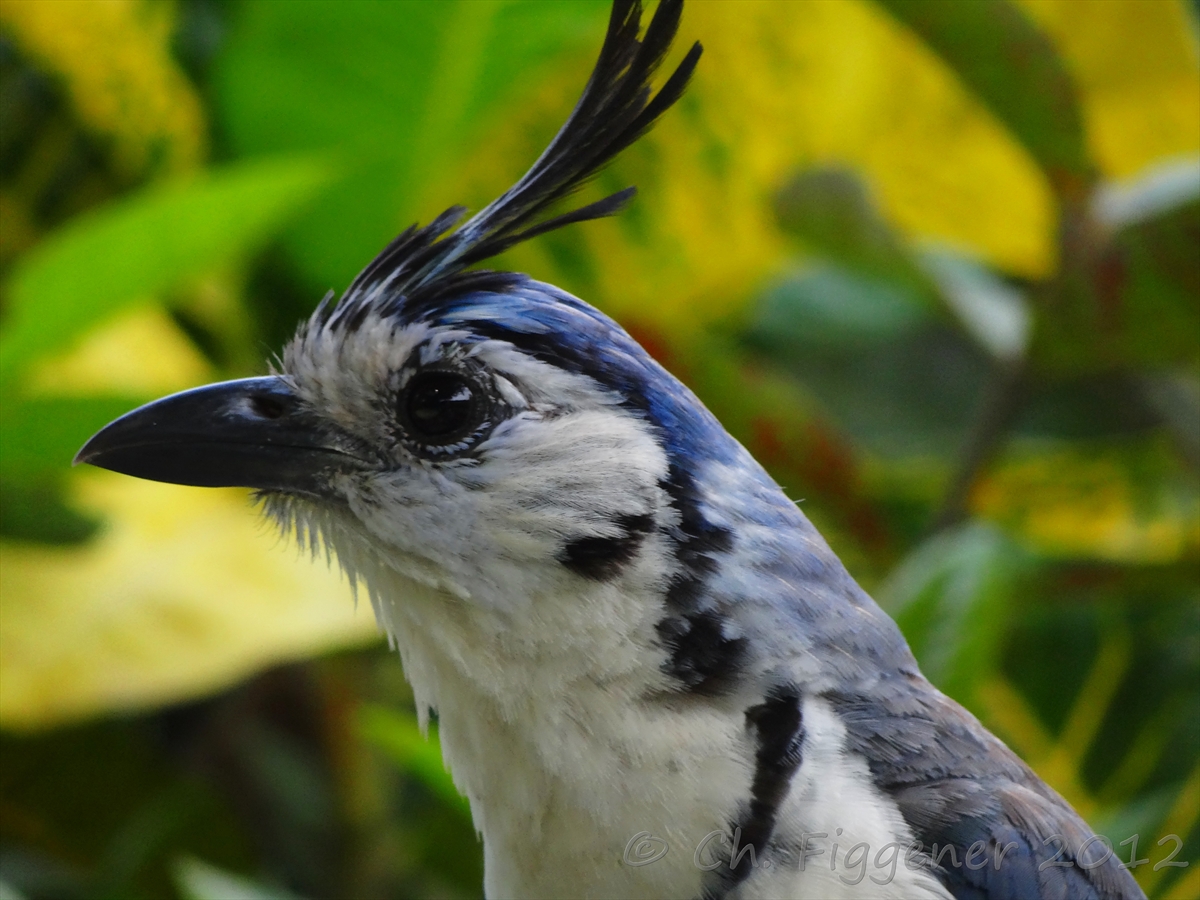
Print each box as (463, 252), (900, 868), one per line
(287, 274), (737, 480)
(323, 0), (699, 328)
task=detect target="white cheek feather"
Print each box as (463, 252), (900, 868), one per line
(345, 397), (674, 677)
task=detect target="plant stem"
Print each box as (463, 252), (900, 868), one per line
(930, 356), (1027, 532)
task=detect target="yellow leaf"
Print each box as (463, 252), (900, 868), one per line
(0, 473), (380, 731)
(27, 303), (213, 397)
(0, 0), (205, 177)
(1018, 0), (1200, 179)
(971, 443), (1200, 562)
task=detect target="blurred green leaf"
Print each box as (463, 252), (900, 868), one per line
(0, 157), (334, 383)
(0, 395), (147, 478)
(0, 478), (98, 545)
(882, 522), (1027, 701)
(97, 789), (198, 899)
(877, 0), (1092, 196)
(237, 722), (337, 847)
(750, 264), (930, 350)
(920, 248), (1031, 361)
(0, 396), (148, 545)
(774, 168), (943, 308)
(773, 169), (1034, 362)
(748, 287), (989, 460)
(1107, 196), (1200, 368)
(358, 704), (470, 815)
(215, 0), (608, 293)
(1139, 372), (1200, 471)
(174, 856), (302, 900)
(1032, 158), (1199, 373)
(0, 846), (85, 900)
(1014, 372), (1162, 442)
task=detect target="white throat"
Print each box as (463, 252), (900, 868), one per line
(355, 550), (752, 900)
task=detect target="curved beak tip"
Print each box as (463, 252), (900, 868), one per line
(66, 376), (354, 493)
(73, 439), (99, 467)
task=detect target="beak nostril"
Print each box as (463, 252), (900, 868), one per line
(249, 394), (289, 420)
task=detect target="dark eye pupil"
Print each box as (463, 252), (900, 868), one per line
(404, 372), (478, 440)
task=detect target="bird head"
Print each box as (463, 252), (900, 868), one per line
(76, 0), (731, 690)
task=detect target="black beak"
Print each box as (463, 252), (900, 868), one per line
(74, 376), (360, 495)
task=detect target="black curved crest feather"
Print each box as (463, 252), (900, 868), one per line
(338, 0), (701, 311)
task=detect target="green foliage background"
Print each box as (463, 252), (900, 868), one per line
(1, 1), (1197, 898)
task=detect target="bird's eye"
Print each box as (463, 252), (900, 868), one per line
(399, 370), (488, 451)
